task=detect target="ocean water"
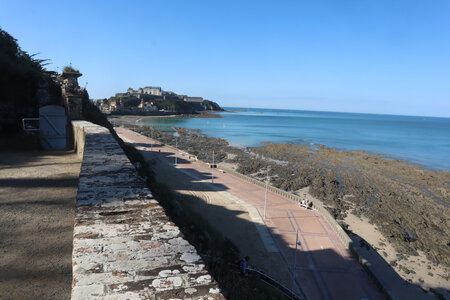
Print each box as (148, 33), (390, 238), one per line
(140, 107), (450, 171)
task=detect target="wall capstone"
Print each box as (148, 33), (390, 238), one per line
(71, 121), (224, 299)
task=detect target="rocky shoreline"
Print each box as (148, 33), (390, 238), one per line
(108, 112), (222, 123)
(121, 121), (449, 293)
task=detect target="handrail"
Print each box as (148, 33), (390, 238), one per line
(247, 267), (305, 300)
(217, 164), (352, 248)
(22, 118), (40, 132)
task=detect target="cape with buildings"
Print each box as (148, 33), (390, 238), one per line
(93, 86), (224, 114)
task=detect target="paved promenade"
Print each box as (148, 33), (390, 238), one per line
(117, 127), (383, 300)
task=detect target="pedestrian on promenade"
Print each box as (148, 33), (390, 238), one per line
(239, 256), (250, 276)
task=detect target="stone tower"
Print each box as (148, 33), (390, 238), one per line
(60, 70), (83, 120)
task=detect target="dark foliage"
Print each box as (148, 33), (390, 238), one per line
(0, 28), (62, 133)
(62, 65), (79, 73)
(150, 98), (223, 113)
(108, 93), (223, 113)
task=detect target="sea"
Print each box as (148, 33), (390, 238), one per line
(140, 107), (450, 171)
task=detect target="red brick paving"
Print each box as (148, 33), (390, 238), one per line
(117, 128), (383, 300)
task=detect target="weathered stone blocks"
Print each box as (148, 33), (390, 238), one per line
(71, 121), (224, 299)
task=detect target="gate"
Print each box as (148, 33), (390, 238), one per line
(39, 105), (67, 150)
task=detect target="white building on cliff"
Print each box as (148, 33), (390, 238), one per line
(143, 86), (162, 96)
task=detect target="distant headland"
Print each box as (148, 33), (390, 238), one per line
(92, 86), (224, 115)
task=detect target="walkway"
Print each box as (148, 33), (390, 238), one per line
(0, 149), (81, 299)
(117, 127), (383, 300)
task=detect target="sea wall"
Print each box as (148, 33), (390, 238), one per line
(71, 121), (223, 299)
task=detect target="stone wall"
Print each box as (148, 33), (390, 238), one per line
(71, 121), (223, 299)
(61, 72), (83, 120)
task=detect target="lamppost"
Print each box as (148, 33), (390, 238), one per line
(211, 150), (215, 184)
(264, 168), (270, 219)
(174, 131), (179, 166)
(150, 127), (153, 151)
(291, 231), (301, 293)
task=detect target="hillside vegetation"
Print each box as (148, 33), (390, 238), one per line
(108, 94), (223, 113)
(0, 28), (62, 133)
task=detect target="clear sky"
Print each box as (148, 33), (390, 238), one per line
(1, 0), (449, 117)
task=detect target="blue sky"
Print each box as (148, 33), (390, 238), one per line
(1, 0), (449, 117)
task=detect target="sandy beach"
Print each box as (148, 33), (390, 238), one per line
(343, 214), (449, 291)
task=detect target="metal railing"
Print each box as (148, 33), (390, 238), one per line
(247, 267), (305, 300)
(22, 118), (40, 132)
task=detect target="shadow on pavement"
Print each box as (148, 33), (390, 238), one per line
(0, 177), (80, 188)
(118, 130), (442, 300)
(0, 149), (80, 300)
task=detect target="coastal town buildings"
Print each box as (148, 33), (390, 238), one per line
(143, 86), (162, 96)
(115, 86), (205, 104)
(109, 99), (121, 111)
(102, 86), (217, 113)
(138, 99), (157, 111)
(119, 87), (162, 98)
(100, 103), (109, 111)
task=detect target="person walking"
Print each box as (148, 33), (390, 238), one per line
(239, 256), (250, 276)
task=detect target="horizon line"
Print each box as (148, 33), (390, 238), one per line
(221, 105), (450, 119)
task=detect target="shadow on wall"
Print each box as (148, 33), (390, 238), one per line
(146, 180), (379, 299)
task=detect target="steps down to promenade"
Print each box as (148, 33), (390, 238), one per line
(71, 121), (224, 299)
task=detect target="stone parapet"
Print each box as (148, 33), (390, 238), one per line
(71, 121), (223, 299)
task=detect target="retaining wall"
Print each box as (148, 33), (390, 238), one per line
(71, 121), (224, 299)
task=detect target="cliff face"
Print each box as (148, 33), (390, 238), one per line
(183, 99), (224, 112)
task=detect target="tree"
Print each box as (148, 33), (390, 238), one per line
(0, 27), (62, 133)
